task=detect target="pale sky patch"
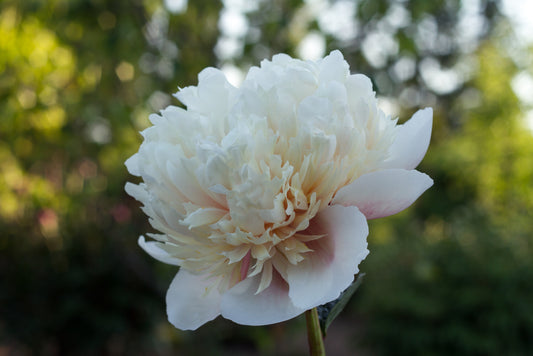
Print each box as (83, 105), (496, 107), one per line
(297, 32), (326, 60)
(501, 0), (533, 44)
(164, 0), (188, 14)
(512, 71), (533, 105)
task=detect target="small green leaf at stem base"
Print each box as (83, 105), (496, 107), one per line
(317, 273), (365, 337)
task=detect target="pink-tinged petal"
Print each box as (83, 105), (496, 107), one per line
(166, 269), (222, 330)
(383, 107), (433, 170)
(220, 271), (306, 326)
(332, 169), (433, 219)
(286, 205), (369, 309)
(138, 236), (180, 266)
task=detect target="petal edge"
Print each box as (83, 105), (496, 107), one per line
(332, 169), (433, 219)
(166, 270), (222, 330)
(383, 107), (433, 170)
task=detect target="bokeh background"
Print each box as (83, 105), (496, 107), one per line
(1, 0), (533, 354)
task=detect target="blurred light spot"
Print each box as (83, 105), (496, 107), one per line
(164, 0), (188, 14)
(511, 71), (533, 105)
(247, 26), (261, 43)
(78, 159), (97, 179)
(98, 11), (116, 30)
(219, 8), (248, 38)
(17, 88), (37, 109)
(38, 209), (60, 240)
(501, 0), (533, 44)
(31, 106), (66, 130)
(83, 64), (102, 88)
(162, 41), (179, 59)
(156, 57), (174, 79)
(86, 119), (112, 144)
(115, 61), (135, 82)
(2, 162), (24, 191)
(384, 4), (410, 29)
(29, 31), (53, 68)
(139, 52), (158, 74)
(215, 36), (243, 60)
(458, 88), (482, 109)
(112, 203), (131, 223)
(419, 57), (462, 95)
(297, 31), (325, 61)
(148, 91), (171, 111)
(0, 7), (18, 30)
(39, 86), (58, 106)
(0, 192), (20, 219)
(39, 209), (63, 252)
(216, 1), (251, 62)
(456, 0), (486, 53)
(221, 63), (244, 87)
(399, 87), (421, 108)
(318, 0), (357, 42)
(144, 9), (169, 49)
(375, 71), (393, 95)
(415, 16), (438, 52)
(391, 56), (416, 82)
(424, 217), (446, 244)
(132, 107), (151, 131)
(222, 0), (259, 13)
(51, 47), (73, 68)
(65, 22), (84, 40)
(415, 15), (457, 55)
(252, 44), (271, 61)
(525, 110), (533, 134)
(362, 31), (398, 68)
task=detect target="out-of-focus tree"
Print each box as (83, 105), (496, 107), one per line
(0, 0), (223, 353)
(1, 0), (533, 354)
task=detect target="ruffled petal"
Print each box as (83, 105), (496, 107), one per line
(286, 205), (369, 309)
(332, 169), (433, 219)
(382, 107), (433, 170)
(166, 269), (222, 330)
(138, 236), (180, 266)
(220, 271), (305, 326)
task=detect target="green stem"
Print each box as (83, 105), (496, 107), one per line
(305, 307), (326, 356)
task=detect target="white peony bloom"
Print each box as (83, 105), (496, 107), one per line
(126, 50), (433, 330)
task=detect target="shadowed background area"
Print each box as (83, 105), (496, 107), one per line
(1, 0), (532, 355)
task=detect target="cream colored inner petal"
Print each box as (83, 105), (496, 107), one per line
(131, 55), (401, 296)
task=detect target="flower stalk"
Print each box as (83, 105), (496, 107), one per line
(305, 307), (326, 356)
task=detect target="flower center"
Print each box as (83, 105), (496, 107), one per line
(173, 114), (396, 293)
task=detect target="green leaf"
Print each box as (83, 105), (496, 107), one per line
(317, 273), (365, 336)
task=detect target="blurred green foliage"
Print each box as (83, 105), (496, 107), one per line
(1, 0), (532, 355)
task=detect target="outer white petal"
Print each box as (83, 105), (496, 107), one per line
(319, 50), (349, 83)
(332, 169), (433, 219)
(383, 107), (433, 170)
(220, 271), (306, 326)
(125, 154), (141, 176)
(125, 182), (148, 203)
(286, 205), (369, 309)
(138, 236), (181, 266)
(166, 269), (222, 330)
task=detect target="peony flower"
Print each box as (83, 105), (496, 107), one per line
(126, 50), (433, 330)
